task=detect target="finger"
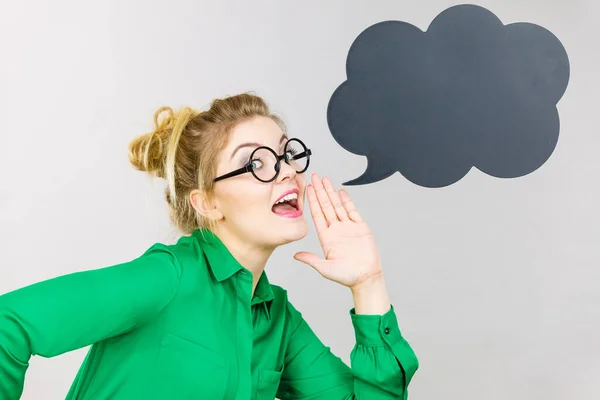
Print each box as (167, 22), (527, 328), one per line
(293, 251), (328, 275)
(339, 189), (363, 222)
(323, 177), (349, 221)
(306, 184), (328, 234)
(311, 173), (338, 225)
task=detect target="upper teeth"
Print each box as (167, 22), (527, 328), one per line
(275, 193), (298, 205)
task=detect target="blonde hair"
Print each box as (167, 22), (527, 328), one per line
(128, 93), (285, 234)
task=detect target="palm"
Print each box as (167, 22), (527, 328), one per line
(294, 173), (382, 288)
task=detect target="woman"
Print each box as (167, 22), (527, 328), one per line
(0, 93), (418, 399)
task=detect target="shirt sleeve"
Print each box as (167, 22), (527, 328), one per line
(0, 246), (182, 399)
(277, 301), (419, 400)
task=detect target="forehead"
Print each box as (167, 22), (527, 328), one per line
(225, 116), (285, 149)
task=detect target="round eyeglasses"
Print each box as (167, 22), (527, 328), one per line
(213, 138), (312, 183)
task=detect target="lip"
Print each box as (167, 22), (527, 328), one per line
(273, 188), (299, 205)
(272, 188), (303, 218)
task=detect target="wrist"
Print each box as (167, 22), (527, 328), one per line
(350, 272), (391, 315)
(350, 272), (386, 294)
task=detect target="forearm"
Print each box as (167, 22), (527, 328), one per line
(0, 307), (30, 399)
(279, 285), (418, 400)
(348, 275), (418, 399)
(350, 273), (391, 315)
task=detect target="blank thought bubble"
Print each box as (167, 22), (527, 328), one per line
(327, 4), (570, 188)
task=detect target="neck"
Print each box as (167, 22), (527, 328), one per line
(213, 226), (275, 295)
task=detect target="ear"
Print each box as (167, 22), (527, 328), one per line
(190, 189), (223, 222)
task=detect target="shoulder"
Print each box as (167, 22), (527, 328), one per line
(136, 234), (206, 280)
(143, 234), (202, 261)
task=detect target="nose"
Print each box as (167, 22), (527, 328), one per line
(275, 158), (297, 183)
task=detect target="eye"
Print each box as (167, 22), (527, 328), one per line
(285, 148), (300, 160)
(250, 157), (264, 169)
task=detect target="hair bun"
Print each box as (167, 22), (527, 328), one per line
(128, 106), (179, 178)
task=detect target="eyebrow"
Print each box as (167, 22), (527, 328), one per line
(229, 133), (288, 160)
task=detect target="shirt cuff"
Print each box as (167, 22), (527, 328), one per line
(349, 305), (403, 346)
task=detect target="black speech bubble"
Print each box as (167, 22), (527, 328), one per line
(327, 4), (570, 188)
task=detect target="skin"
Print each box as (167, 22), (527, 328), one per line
(191, 116), (391, 315)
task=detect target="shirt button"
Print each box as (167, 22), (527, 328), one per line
(384, 327), (390, 335)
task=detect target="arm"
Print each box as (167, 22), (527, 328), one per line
(285, 175), (418, 398)
(277, 275), (419, 400)
(0, 246), (182, 399)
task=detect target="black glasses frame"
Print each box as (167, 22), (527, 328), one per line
(213, 138), (312, 183)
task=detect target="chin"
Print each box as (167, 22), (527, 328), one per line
(289, 221), (309, 241)
(273, 218), (309, 246)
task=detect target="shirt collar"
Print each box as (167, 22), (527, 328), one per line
(192, 228), (274, 318)
(251, 271), (275, 320)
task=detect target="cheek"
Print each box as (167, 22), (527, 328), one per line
(218, 182), (272, 217)
(296, 174), (307, 186)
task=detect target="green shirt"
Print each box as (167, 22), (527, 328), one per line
(0, 229), (418, 399)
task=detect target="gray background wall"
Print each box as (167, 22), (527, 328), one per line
(0, 0), (598, 399)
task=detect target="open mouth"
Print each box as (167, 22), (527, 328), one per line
(272, 192), (300, 216)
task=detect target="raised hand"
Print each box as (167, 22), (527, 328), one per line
(294, 173), (384, 289)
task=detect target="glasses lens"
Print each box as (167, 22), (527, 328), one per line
(250, 147), (279, 181)
(285, 139), (309, 173)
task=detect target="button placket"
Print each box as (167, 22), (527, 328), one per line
(236, 269), (255, 397)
